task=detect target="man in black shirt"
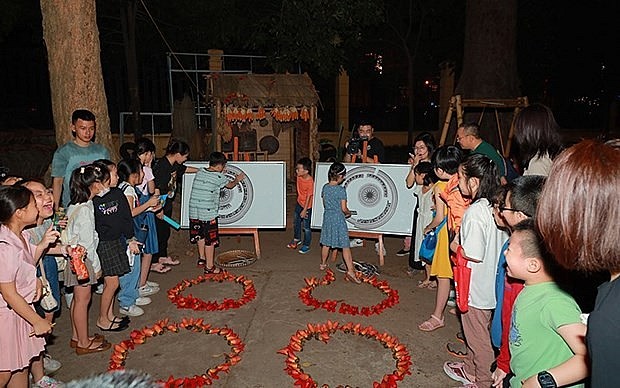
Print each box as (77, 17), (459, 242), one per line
(344, 121), (385, 164)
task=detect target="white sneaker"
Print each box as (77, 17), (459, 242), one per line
(139, 284), (159, 297)
(350, 238), (364, 248)
(145, 280), (159, 288)
(43, 354), (62, 375)
(119, 305), (144, 317)
(94, 283), (104, 295)
(135, 296), (151, 306)
(34, 375), (64, 388)
(375, 242), (387, 256)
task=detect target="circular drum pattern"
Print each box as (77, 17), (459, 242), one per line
(219, 165), (253, 224)
(278, 320), (412, 387)
(343, 166), (398, 229)
(108, 318), (245, 387)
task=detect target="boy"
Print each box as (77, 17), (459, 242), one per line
(287, 157), (314, 254)
(504, 219), (587, 388)
(51, 109), (110, 208)
(188, 152), (245, 272)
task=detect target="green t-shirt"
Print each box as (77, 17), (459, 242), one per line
(509, 282), (584, 388)
(51, 141), (110, 207)
(473, 141), (506, 177)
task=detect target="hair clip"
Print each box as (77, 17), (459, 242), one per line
(80, 167), (85, 174)
(94, 166), (101, 172)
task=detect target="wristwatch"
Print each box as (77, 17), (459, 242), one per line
(537, 371), (557, 388)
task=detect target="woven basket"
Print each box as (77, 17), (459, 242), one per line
(215, 249), (258, 268)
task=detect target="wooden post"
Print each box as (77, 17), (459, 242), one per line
(233, 136), (239, 161)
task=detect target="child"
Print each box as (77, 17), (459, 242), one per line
(504, 219), (587, 387)
(419, 146), (468, 331)
(117, 159), (162, 317)
(152, 139), (198, 268)
(410, 162), (438, 288)
(64, 165), (112, 354)
(120, 138), (161, 294)
(188, 152), (245, 273)
(319, 162), (360, 284)
(92, 160), (142, 322)
(443, 154), (508, 386)
(51, 109), (110, 209)
(287, 157), (314, 254)
(0, 186), (56, 387)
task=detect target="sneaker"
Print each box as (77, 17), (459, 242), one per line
(139, 284), (159, 297)
(443, 361), (474, 384)
(447, 298), (457, 307)
(43, 354), (61, 375)
(145, 280), (159, 288)
(34, 376), (64, 388)
(287, 239), (302, 249)
(374, 242), (387, 256)
(396, 248), (410, 256)
(119, 305), (144, 317)
(94, 283), (104, 295)
(298, 245), (311, 254)
(350, 238), (364, 248)
(135, 296), (151, 306)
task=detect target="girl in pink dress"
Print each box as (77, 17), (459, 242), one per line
(0, 185), (55, 387)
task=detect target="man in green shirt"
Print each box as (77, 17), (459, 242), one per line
(456, 122), (507, 184)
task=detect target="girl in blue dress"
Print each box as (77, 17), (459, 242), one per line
(319, 163), (361, 284)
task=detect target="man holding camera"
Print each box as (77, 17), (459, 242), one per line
(344, 121), (385, 164)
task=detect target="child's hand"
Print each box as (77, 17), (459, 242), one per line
(146, 195), (160, 207)
(344, 210), (351, 218)
(32, 318), (53, 336)
(300, 209), (307, 219)
(491, 368), (507, 387)
(236, 172), (246, 181)
(39, 225), (60, 248)
(128, 240), (142, 255)
(34, 278), (43, 302)
(57, 216), (68, 229)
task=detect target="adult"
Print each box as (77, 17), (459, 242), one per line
(456, 122), (506, 183)
(51, 109), (110, 209)
(344, 120), (385, 164)
(400, 132), (436, 258)
(513, 103), (563, 176)
(537, 140), (620, 388)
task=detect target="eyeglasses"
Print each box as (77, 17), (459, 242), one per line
(498, 206), (530, 217)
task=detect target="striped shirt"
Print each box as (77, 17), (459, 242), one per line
(188, 168), (229, 221)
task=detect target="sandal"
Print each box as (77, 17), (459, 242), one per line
(150, 263), (171, 274)
(418, 314), (445, 332)
(319, 263), (328, 271)
(417, 280), (432, 289)
(204, 266), (222, 274)
(159, 256), (180, 266)
(427, 281), (438, 290)
(96, 320), (128, 332)
(447, 341), (468, 358)
(75, 338), (111, 355)
(70, 333), (105, 349)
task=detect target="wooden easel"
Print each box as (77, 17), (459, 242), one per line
(439, 95), (529, 156)
(219, 137), (261, 258)
(347, 140), (385, 266)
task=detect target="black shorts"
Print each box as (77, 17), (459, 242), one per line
(189, 218), (220, 246)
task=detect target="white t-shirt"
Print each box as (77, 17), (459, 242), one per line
(137, 165), (154, 194)
(523, 153), (552, 176)
(460, 198), (509, 309)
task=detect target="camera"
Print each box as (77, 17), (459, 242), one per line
(346, 134), (368, 155)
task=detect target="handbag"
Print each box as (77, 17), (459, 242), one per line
(419, 216), (447, 263)
(453, 245), (472, 313)
(38, 260), (58, 311)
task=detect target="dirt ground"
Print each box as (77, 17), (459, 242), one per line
(47, 195), (463, 387)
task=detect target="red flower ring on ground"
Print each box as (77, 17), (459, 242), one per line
(298, 269), (399, 316)
(108, 318), (245, 387)
(168, 271), (257, 311)
(278, 320), (412, 387)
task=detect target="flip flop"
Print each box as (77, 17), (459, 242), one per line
(159, 256), (180, 266)
(97, 320), (129, 332)
(150, 263), (171, 274)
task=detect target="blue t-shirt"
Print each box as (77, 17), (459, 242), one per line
(51, 141), (110, 207)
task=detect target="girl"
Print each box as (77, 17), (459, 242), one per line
(92, 160), (142, 321)
(0, 185), (55, 387)
(443, 154), (509, 386)
(120, 138), (161, 294)
(401, 132), (436, 258)
(64, 165), (110, 354)
(410, 162), (438, 289)
(418, 146), (468, 332)
(319, 162), (360, 284)
(152, 139), (198, 269)
(117, 159), (161, 316)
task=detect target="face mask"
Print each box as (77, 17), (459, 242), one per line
(97, 187), (110, 197)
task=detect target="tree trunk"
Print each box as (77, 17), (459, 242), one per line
(455, 0), (520, 146)
(40, 0), (118, 160)
(121, 0), (142, 141)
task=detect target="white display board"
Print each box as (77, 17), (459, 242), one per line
(181, 161), (286, 229)
(311, 163), (416, 236)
